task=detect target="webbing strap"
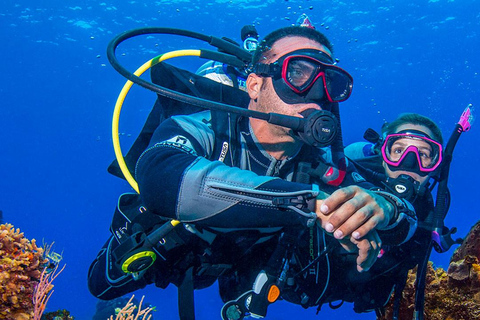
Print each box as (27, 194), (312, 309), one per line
(178, 266), (195, 320)
(392, 271), (408, 319)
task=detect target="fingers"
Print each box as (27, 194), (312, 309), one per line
(351, 215), (382, 240)
(316, 186), (387, 273)
(315, 187), (359, 232)
(330, 200), (374, 240)
(332, 231), (382, 272)
(320, 187), (358, 216)
(353, 232), (382, 272)
(337, 238), (356, 253)
(317, 187), (389, 240)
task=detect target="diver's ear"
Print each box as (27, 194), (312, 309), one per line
(247, 73), (263, 100)
(382, 161), (390, 175)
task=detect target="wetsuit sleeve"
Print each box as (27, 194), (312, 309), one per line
(136, 111), (318, 229)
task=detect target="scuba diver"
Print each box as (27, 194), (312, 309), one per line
(345, 113), (443, 203)
(217, 120), (448, 319)
(195, 25), (259, 91)
(343, 111), (471, 318)
(88, 24), (419, 320)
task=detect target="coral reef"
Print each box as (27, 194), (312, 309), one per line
(451, 221), (480, 265)
(106, 295), (154, 320)
(0, 223), (47, 319)
(93, 296), (155, 320)
(0, 224), (66, 320)
(41, 309), (73, 320)
(379, 220), (480, 320)
(32, 263), (66, 320)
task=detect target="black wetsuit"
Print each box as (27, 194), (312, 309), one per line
(88, 111), (417, 309)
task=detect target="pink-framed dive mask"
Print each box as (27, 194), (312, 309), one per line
(381, 130), (443, 175)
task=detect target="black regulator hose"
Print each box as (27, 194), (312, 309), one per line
(414, 122), (463, 319)
(414, 105), (474, 320)
(109, 27), (252, 62)
(106, 27), (311, 133)
(329, 102), (346, 162)
(432, 123), (462, 230)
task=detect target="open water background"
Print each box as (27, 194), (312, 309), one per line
(1, 0), (479, 318)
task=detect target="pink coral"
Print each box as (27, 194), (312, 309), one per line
(32, 263), (66, 320)
(0, 224), (47, 319)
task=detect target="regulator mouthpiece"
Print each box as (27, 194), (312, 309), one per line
(296, 109), (339, 148)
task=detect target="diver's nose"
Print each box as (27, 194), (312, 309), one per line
(402, 151), (421, 170)
(304, 77), (326, 105)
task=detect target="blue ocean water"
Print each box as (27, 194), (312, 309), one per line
(1, 0), (479, 319)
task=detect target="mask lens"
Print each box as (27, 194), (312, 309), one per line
(382, 134), (442, 171)
(282, 55), (353, 102)
(324, 68), (353, 102)
(285, 57), (319, 91)
(255, 49), (354, 104)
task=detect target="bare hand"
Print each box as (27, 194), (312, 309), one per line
(315, 186), (394, 240)
(337, 231), (382, 272)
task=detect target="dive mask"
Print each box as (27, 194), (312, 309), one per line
(253, 49), (353, 104)
(382, 130), (443, 175)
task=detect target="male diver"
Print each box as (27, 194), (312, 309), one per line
(88, 25), (417, 319)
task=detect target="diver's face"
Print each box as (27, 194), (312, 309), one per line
(383, 124), (435, 185)
(252, 36), (332, 139)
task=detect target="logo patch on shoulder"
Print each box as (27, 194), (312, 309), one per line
(172, 135), (188, 145)
(162, 135), (197, 154)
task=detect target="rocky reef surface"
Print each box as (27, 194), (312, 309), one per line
(380, 220), (480, 320)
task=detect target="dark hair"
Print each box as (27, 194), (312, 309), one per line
(382, 113), (443, 145)
(251, 26), (334, 65)
(241, 25), (259, 41)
